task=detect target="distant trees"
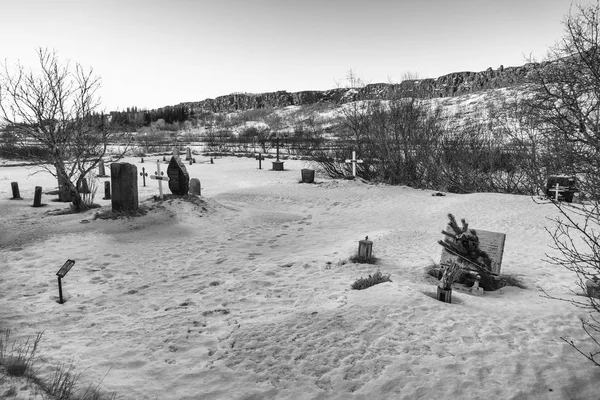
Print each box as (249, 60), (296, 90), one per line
(0, 48), (128, 211)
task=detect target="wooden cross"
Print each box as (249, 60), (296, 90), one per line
(345, 151), (363, 177)
(139, 167), (148, 187)
(150, 160), (169, 199)
(275, 137), (281, 161)
(549, 182), (561, 201)
(256, 153), (265, 169)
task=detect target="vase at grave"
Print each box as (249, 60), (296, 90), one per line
(167, 156), (190, 195)
(436, 286), (452, 303)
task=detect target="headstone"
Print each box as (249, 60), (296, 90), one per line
(586, 280), (600, 299)
(345, 151), (363, 177)
(440, 228), (506, 275)
(210, 157), (214, 164)
(110, 163), (138, 212)
(10, 182), (22, 199)
(301, 169), (315, 183)
(186, 147), (192, 161)
(78, 178), (90, 194)
(57, 169), (73, 202)
(98, 160), (107, 177)
(173, 147), (180, 160)
(32, 186), (43, 207)
(141, 157), (144, 163)
(190, 178), (201, 196)
(167, 156), (190, 195)
(103, 181), (111, 200)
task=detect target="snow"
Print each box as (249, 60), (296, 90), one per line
(1, 156), (600, 399)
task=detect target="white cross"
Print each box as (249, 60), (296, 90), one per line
(149, 160), (169, 199)
(345, 151), (363, 177)
(548, 183), (561, 201)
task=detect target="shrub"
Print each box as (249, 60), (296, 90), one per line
(351, 270), (392, 290)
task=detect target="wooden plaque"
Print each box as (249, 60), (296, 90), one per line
(440, 228), (505, 275)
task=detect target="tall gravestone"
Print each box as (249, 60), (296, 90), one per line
(167, 156), (190, 195)
(190, 178), (201, 196)
(186, 147), (192, 161)
(57, 169), (73, 202)
(110, 163), (138, 212)
(98, 160), (108, 177)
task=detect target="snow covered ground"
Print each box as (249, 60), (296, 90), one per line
(1, 156), (599, 399)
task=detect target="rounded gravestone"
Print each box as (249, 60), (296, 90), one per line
(190, 178), (201, 196)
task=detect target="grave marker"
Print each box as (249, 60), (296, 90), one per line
(173, 147), (180, 160)
(186, 147), (192, 161)
(140, 167), (148, 187)
(57, 169), (73, 202)
(345, 151), (363, 177)
(10, 182), (22, 199)
(440, 228), (506, 275)
(301, 169), (315, 183)
(150, 160), (169, 199)
(167, 156), (190, 195)
(56, 259), (75, 304)
(103, 181), (111, 200)
(272, 137), (284, 171)
(78, 178), (90, 194)
(256, 153), (265, 169)
(111, 162), (139, 212)
(32, 186), (43, 207)
(98, 160), (108, 177)
(190, 178), (201, 196)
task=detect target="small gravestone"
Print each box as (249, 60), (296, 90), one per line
(57, 169), (73, 202)
(103, 181), (111, 200)
(78, 178), (90, 194)
(10, 182), (22, 199)
(301, 169), (315, 183)
(173, 147), (180, 160)
(167, 156), (190, 195)
(190, 178), (201, 196)
(440, 228), (506, 275)
(98, 160), (108, 177)
(111, 163), (138, 212)
(32, 186), (43, 207)
(186, 147), (192, 161)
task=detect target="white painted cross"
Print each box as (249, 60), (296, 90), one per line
(150, 160), (169, 199)
(548, 183), (561, 201)
(345, 151), (363, 177)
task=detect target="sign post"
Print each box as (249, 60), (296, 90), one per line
(56, 259), (75, 304)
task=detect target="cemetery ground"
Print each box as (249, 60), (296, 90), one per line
(1, 156), (600, 399)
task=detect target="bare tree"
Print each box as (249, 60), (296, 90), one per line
(527, 2), (600, 367)
(0, 48), (129, 211)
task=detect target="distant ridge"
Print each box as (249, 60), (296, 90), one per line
(168, 62), (540, 114)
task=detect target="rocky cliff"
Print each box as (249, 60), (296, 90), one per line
(180, 62), (540, 114)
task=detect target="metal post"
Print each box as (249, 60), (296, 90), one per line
(58, 277), (64, 304)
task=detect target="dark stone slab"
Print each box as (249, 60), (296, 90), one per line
(111, 163), (138, 212)
(167, 156), (190, 195)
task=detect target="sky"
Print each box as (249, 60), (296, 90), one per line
(0, 0), (592, 112)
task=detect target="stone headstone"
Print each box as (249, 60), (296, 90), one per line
(186, 147), (192, 161)
(78, 178), (90, 194)
(173, 147), (180, 160)
(190, 178), (201, 196)
(440, 228), (506, 275)
(167, 156), (190, 195)
(10, 182), (21, 199)
(57, 169), (73, 202)
(98, 160), (107, 177)
(103, 181), (111, 200)
(111, 163), (138, 212)
(301, 169), (315, 183)
(33, 186), (43, 207)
